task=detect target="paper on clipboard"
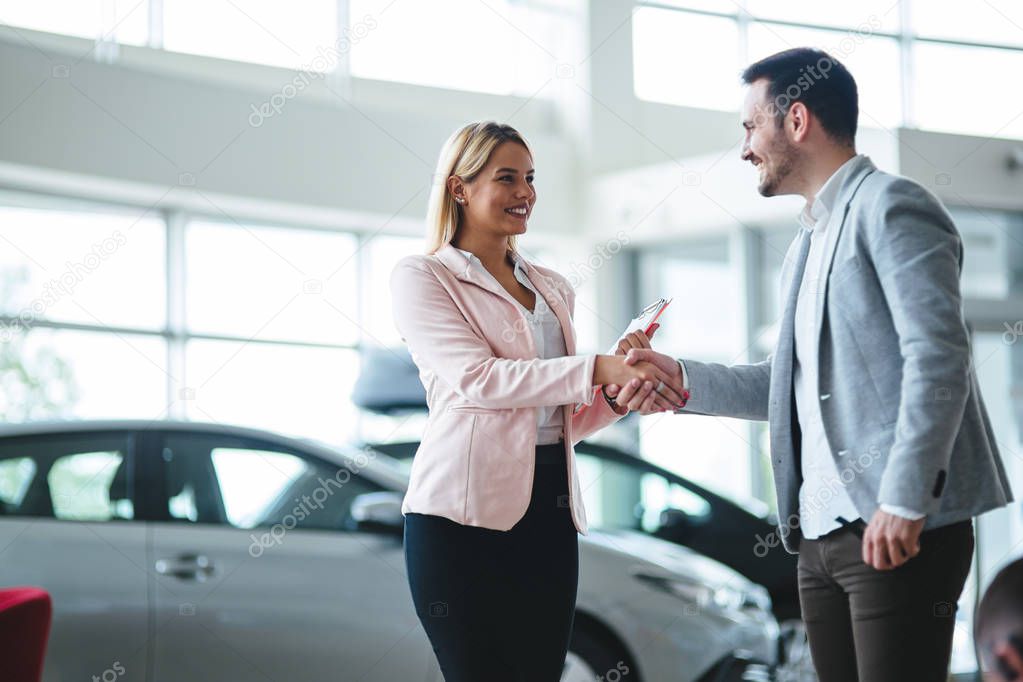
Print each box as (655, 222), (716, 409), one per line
(604, 297), (672, 354)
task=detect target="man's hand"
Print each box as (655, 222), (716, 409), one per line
(613, 348), (686, 415)
(604, 325), (659, 414)
(862, 509), (926, 570)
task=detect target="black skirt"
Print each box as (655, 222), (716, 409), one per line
(403, 441), (579, 682)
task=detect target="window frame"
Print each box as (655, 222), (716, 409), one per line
(149, 429), (383, 533)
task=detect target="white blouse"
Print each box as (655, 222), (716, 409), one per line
(453, 247), (567, 445)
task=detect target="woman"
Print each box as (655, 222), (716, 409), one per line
(390, 121), (686, 681)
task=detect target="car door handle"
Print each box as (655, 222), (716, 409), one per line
(155, 553), (216, 581)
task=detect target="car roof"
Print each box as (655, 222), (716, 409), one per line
(0, 419), (411, 490)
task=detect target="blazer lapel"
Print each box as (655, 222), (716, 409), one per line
(434, 243), (517, 304)
(434, 244), (577, 356)
(521, 259), (577, 356)
(814, 157), (877, 347)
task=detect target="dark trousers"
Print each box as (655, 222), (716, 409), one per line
(404, 442), (578, 682)
(798, 519), (974, 682)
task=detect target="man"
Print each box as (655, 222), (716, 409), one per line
(609, 48), (1013, 681)
(977, 557), (1023, 681)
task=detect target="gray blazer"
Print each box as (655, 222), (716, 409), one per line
(679, 155), (1013, 553)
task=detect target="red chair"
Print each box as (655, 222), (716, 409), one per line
(0, 588), (52, 682)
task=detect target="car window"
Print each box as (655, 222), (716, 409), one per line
(0, 457), (35, 508)
(160, 432), (382, 531)
(638, 473), (711, 533)
(0, 433), (134, 521)
(575, 451), (710, 531)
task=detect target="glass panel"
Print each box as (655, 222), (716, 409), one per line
(508, 3), (582, 97)
(637, 241), (754, 505)
(913, 42), (1023, 140)
(185, 219), (359, 345)
(641, 240), (742, 357)
(350, 0), (570, 97)
(362, 234), (424, 348)
(184, 340), (360, 445)
(0, 327), (167, 422)
(162, 0), (338, 70)
(912, 0), (1023, 48)
(0, 0), (149, 45)
(948, 207), (1013, 300)
(48, 451), (129, 521)
(0, 203), (166, 331)
(747, 23), (902, 129)
(633, 7), (741, 111)
(745, 0), (901, 32)
(646, 0), (744, 13)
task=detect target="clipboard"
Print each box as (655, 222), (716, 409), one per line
(604, 297), (672, 354)
(574, 297), (673, 414)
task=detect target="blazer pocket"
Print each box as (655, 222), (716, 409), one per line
(449, 404), (503, 415)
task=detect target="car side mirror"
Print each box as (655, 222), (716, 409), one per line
(658, 508), (693, 533)
(350, 492), (405, 535)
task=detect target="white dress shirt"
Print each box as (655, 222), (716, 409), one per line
(453, 247), (567, 445)
(793, 157), (865, 539)
(793, 155), (923, 539)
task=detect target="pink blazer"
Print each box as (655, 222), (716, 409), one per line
(390, 243), (624, 534)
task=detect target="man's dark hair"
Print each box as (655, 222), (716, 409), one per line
(977, 557), (1023, 648)
(742, 47), (858, 147)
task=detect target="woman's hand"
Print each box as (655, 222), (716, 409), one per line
(604, 325), (664, 412)
(594, 350), (684, 413)
(613, 325), (658, 355)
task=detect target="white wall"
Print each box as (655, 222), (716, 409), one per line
(2, 10), (1021, 249)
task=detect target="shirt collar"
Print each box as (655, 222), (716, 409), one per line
(798, 154), (863, 231)
(452, 246), (527, 277)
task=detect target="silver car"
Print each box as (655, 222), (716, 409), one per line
(0, 420), (778, 681)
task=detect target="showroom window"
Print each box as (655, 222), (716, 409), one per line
(0, 0), (583, 98)
(635, 238), (758, 510)
(632, 0), (1023, 140)
(161, 0), (338, 70)
(0, 191), (421, 446)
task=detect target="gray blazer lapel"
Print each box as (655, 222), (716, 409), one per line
(814, 158), (877, 349)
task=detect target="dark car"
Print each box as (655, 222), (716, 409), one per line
(370, 438), (801, 622)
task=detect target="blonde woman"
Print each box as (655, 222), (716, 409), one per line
(391, 121), (687, 681)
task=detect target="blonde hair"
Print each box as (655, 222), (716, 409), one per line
(425, 121), (533, 254)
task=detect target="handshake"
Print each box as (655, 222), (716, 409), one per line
(592, 325), (688, 416)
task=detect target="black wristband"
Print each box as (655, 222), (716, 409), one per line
(601, 385), (618, 409)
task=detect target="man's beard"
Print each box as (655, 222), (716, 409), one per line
(758, 140), (798, 197)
